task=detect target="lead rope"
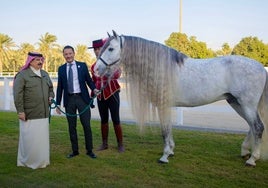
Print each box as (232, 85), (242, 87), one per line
(49, 83), (108, 123)
(49, 97), (94, 118)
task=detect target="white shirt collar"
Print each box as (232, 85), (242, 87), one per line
(67, 61), (76, 66)
(30, 66), (41, 77)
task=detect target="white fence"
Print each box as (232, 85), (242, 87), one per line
(1, 77), (13, 110)
(2, 67), (268, 126)
(0, 77), (184, 125)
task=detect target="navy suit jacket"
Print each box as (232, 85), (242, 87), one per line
(56, 61), (96, 107)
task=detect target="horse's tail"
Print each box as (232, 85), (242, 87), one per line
(258, 71), (268, 160)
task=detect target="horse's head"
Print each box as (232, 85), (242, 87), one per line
(94, 30), (124, 77)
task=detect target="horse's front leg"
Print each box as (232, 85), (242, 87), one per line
(159, 124), (175, 163)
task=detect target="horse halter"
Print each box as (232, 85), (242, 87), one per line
(98, 36), (123, 68)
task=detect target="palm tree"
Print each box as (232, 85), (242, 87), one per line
(50, 47), (64, 73)
(38, 32), (58, 71)
(20, 43), (35, 54)
(16, 43), (36, 71)
(0, 33), (16, 74)
(75, 44), (95, 66)
(8, 50), (21, 74)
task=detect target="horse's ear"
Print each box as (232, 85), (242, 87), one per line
(112, 30), (118, 38)
(107, 32), (111, 37)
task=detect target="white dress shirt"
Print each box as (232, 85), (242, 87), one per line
(67, 61), (81, 93)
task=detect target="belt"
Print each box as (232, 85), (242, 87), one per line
(68, 93), (81, 96)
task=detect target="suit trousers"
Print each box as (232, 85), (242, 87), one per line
(65, 94), (93, 153)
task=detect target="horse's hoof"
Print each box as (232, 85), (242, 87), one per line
(158, 160), (168, 164)
(159, 156), (169, 163)
(245, 162), (256, 167)
(245, 158), (256, 167)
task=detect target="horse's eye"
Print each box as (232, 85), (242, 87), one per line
(108, 48), (114, 52)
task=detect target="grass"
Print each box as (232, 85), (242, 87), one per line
(0, 111), (268, 188)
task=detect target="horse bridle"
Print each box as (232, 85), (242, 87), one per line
(98, 36), (123, 68)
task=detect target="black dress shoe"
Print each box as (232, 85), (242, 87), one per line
(66, 152), (79, 158)
(87, 152), (97, 159)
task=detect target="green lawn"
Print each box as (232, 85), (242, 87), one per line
(0, 111), (268, 188)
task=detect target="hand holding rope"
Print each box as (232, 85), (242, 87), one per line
(48, 89), (101, 123)
(48, 77), (111, 123)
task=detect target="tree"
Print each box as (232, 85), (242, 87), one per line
(221, 43), (232, 55)
(20, 43), (35, 54)
(8, 50), (21, 73)
(165, 32), (190, 54)
(0, 33), (16, 73)
(165, 32), (215, 58)
(216, 43), (232, 56)
(232, 36), (268, 66)
(75, 44), (95, 66)
(38, 32), (58, 71)
(50, 47), (64, 73)
(188, 36), (214, 58)
(15, 43), (36, 71)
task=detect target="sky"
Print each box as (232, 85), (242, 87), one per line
(0, 0), (268, 50)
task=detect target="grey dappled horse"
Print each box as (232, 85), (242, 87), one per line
(94, 31), (268, 166)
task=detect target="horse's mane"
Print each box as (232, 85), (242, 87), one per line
(120, 35), (187, 128)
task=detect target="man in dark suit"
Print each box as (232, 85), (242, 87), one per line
(56, 45), (99, 159)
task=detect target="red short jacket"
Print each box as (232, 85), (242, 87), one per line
(91, 62), (121, 100)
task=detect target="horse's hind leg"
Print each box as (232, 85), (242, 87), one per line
(245, 115), (264, 166)
(158, 107), (174, 163)
(241, 130), (252, 159)
(227, 99), (251, 158)
(227, 98), (264, 166)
